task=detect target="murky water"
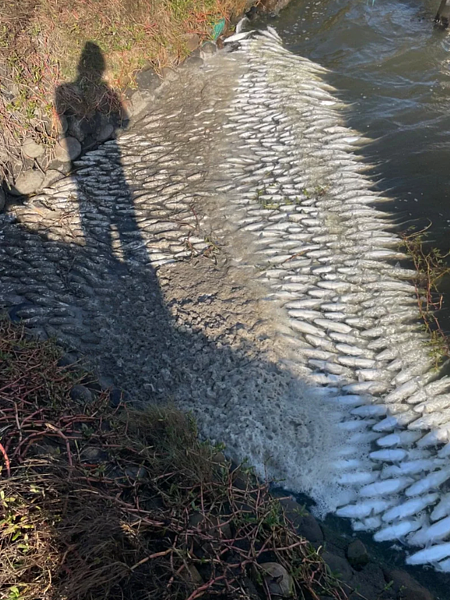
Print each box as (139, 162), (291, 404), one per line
(259, 0), (450, 248)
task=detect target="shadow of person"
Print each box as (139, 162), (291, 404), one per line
(55, 41), (148, 266)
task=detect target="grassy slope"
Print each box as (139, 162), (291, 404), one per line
(0, 0), (247, 177)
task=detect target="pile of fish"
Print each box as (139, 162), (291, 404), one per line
(214, 27), (450, 569)
(1, 23), (450, 568)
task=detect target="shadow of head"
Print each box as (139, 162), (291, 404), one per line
(77, 41), (106, 89)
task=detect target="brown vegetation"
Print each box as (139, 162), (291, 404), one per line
(0, 0), (248, 179)
(0, 317), (347, 600)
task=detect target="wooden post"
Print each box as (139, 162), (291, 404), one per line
(436, 0), (450, 28)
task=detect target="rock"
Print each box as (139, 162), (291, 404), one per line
(200, 41), (217, 57)
(384, 569), (434, 600)
(54, 137), (82, 162)
(42, 169), (65, 188)
(350, 563), (390, 600)
(57, 353), (78, 368)
(47, 159), (71, 175)
(129, 90), (153, 118)
(124, 466), (147, 480)
(135, 68), (161, 93)
(183, 55), (204, 68)
(80, 447), (108, 463)
(70, 384), (93, 404)
(322, 551), (353, 584)
(96, 123), (114, 142)
(183, 564), (203, 585)
(24, 327), (48, 341)
(182, 33), (200, 52)
(0, 188), (5, 212)
(346, 539), (369, 569)
(161, 66), (179, 82)
(259, 562), (293, 597)
(67, 117), (93, 142)
(11, 170), (44, 195)
(280, 498), (323, 544)
(57, 114), (68, 134)
(22, 137), (45, 159)
(109, 387), (125, 407)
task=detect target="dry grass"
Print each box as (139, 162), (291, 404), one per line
(0, 317), (349, 600)
(0, 0), (248, 179)
(401, 227), (450, 368)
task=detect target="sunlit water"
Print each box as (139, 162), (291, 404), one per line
(259, 0), (450, 238)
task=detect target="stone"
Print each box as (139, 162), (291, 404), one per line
(67, 117), (93, 142)
(58, 353), (79, 368)
(350, 563), (390, 600)
(54, 137), (82, 162)
(42, 169), (65, 188)
(124, 466), (147, 480)
(322, 551), (353, 584)
(135, 68), (161, 93)
(22, 137), (45, 159)
(47, 159), (71, 175)
(161, 67), (179, 82)
(80, 447), (108, 463)
(200, 41), (217, 57)
(183, 55), (204, 69)
(0, 188), (5, 212)
(346, 539), (369, 569)
(70, 384), (93, 404)
(57, 114), (68, 134)
(259, 562), (293, 597)
(129, 90), (152, 118)
(24, 327), (48, 341)
(384, 569), (434, 600)
(182, 33), (200, 52)
(280, 498), (323, 543)
(96, 123), (114, 142)
(11, 170), (44, 196)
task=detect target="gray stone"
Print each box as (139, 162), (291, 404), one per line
(280, 497), (323, 543)
(0, 188), (5, 212)
(80, 447), (108, 463)
(67, 117), (93, 142)
(182, 33), (200, 52)
(135, 67), (161, 93)
(259, 562), (293, 597)
(161, 67), (179, 82)
(96, 123), (114, 142)
(57, 115), (68, 134)
(22, 137), (45, 159)
(200, 41), (217, 56)
(11, 170), (44, 196)
(183, 55), (204, 69)
(129, 90), (152, 118)
(124, 466), (147, 480)
(384, 569), (434, 600)
(346, 539), (369, 569)
(70, 384), (93, 404)
(42, 169), (65, 188)
(54, 137), (81, 162)
(322, 551), (353, 584)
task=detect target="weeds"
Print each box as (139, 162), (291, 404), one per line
(0, 317), (348, 600)
(401, 227), (450, 368)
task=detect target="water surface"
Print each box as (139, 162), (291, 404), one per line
(259, 0), (450, 246)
